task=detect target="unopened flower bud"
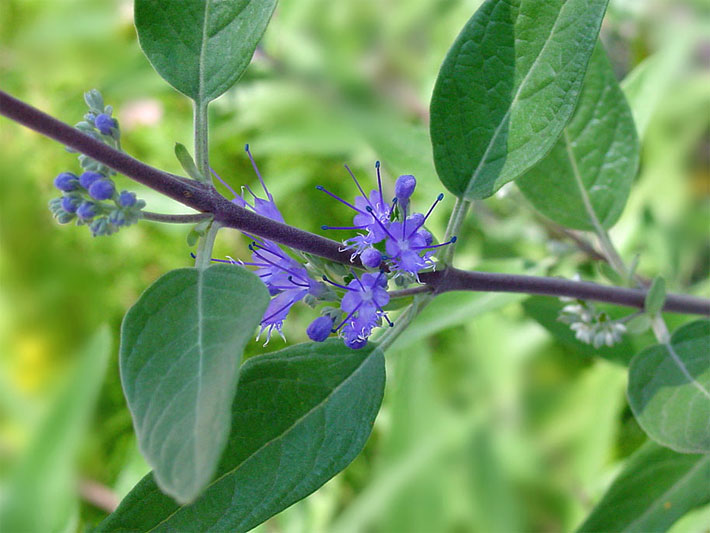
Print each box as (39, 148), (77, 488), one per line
(79, 171), (103, 189)
(61, 195), (81, 214)
(76, 201), (97, 220)
(395, 174), (416, 202)
(89, 179), (115, 200)
(94, 113), (116, 135)
(360, 247), (382, 269)
(54, 172), (80, 192)
(118, 190), (137, 207)
(307, 316), (334, 342)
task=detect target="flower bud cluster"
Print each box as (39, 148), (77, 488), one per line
(558, 299), (627, 348)
(48, 90), (144, 236)
(214, 146), (453, 349)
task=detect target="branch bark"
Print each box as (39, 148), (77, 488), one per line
(2, 90), (709, 317)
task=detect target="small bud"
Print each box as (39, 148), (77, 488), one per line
(360, 247), (382, 269)
(56, 210), (75, 224)
(88, 179), (115, 200)
(76, 201), (97, 220)
(54, 172), (80, 192)
(79, 171), (103, 189)
(307, 316), (334, 342)
(394, 174), (416, 202)
(118, 190), (137, 208)
(94, 113), (116, 135)
(61, 195), (81, 214)
(84, 89), (104, 112)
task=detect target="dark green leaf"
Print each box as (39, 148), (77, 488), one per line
(517, 43), (639, 230)
(522, 296), (635, 365)
(628, 320), (710, 453)
(578, 441), (710, 532)
(645, 276), (666, 316)
(99, 340), (386, 532)
(134, 0), (278, 103)
(120, 264), (269, 503)
(430, 0), (609, 199)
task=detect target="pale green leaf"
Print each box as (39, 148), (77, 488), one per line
(120, 264), (269, 503)
(517, 43), (639, 230)
(627, 320), (710, 453)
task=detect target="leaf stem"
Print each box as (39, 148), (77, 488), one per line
(438, 196), (470, 265)
(194, 221), (220, 270)
(193, 101), (210, 183)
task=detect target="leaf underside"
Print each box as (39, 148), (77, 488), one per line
(120, 265), (269, 504)
(517, 42), (639, 231)
(627, 320), (710, 454)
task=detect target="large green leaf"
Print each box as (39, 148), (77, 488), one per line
(430, 0), (609, 199)
(134, 0), (277, 103)
(627, 320), (710, 453)
(99, 340), (386, 532)
(517, 43), (639, 230)
(120, 264), (269, 503)
(0, 328), (111, 533)
(578, 441), (710, 532)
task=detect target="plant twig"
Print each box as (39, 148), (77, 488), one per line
(142, 212), (212, 224)
(2, 90), (709, 317)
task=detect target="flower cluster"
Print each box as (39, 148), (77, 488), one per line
(49, 90), (144, 236)
(318, 161), (455, 281)
(558, 298), (627, 348)
(216, 147), (452, 349)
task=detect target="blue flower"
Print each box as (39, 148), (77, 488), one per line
(318, 161), (393, 257)
(323, 271), (392, 348)
(394, 174), (416, 207)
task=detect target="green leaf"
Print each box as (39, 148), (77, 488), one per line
(430, 0), (609, 199)
(120, 264), (269, 503)
(517, 43), (639, 230)
(627, 320), (710, 453)
(522, 296), (636, 365)
(134, 0), (278, 103)
(0, 327), (111, 533)
(578, 441), (710, 532)
(645, 276), (667, 316)
(99, 340), (386, 532)
(174, 142), (205, 181)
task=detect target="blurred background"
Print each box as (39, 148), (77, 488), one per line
(0, 0), (708, 531)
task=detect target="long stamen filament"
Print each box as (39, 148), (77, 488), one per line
(365, 206), (398, 240)
(245, 144), (272, 201)
(249, 245), (311, 283)
(210, 168), (239, 198)
(321, 275), (354, 292)
(412, 236), (457, 250)
(409, 193), (444, 236)
(316, 185), (368, 215)
(344, 164), (375, 211)
(332, 303), (363, 332)
(375, 161), (384, 207)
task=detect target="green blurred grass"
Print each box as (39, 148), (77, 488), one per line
(1, 0), (708, 531)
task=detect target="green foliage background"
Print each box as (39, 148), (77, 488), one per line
(0, 0), (708, 531)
